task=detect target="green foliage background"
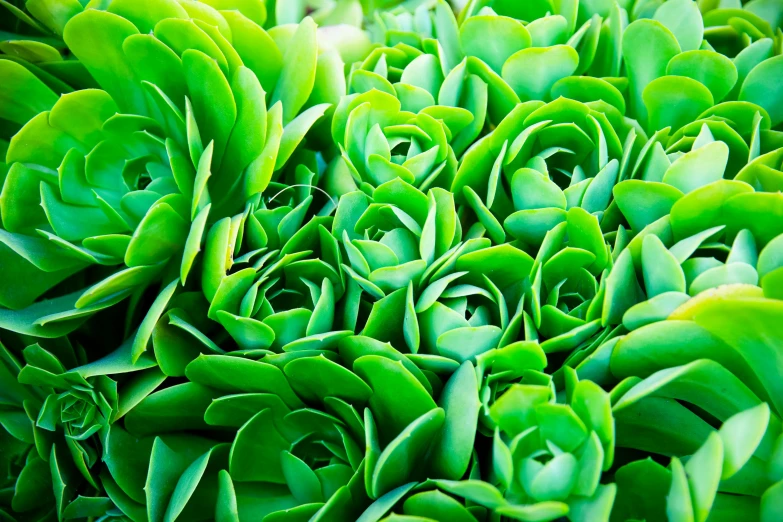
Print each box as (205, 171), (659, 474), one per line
(1, 0), (783, 521)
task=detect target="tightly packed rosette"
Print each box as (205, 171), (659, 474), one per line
(0, 337), (165, 520)
(332, 174), (538, 361)
(482, 367), (616, 521)
(0, 2), (345, 339)
(146, 183), (355, 372)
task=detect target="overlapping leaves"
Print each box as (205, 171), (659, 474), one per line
(2, 0), (783, 521)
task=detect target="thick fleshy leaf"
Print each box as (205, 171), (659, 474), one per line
(271, 17), (317, 124)
(740, 55), (783, 126)
(371, 408), (444, 497)
(643, 76), (714, 133)
(429, 362), (480, 480)
(353, 355), (437, 444)
(653, 0), (703, 53)
(460, 15), (530, 73)
(622, 19), (680, 125)
(502, 45), (579, 102)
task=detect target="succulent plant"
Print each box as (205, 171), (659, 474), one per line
(2, 0), (783, 521)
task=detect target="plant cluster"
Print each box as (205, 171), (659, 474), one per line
(1, 0), (783, 521)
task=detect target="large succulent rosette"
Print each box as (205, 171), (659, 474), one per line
(0, 1), (347, 338)
(1, 0), (783, 521)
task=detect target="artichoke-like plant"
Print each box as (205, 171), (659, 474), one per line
(0, 3), (344, 343)
(0, 338), (165, 520)
(484, 370), (616, 521)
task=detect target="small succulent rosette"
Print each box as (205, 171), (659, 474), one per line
(147, 186), (351, 375)
(0, 336), (166, 520)
(482, 368), (616, 522)
(331, 173), (540, 361)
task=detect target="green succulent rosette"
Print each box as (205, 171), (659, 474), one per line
(145, 186), (352, 374)
(0, 336), (166, 521)
(0, 2), (348, 340)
